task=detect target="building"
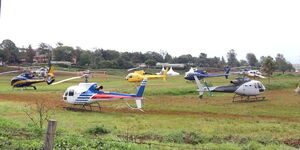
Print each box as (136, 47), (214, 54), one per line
(293, 64), (300, 72)
(33, 50), (50, 63)
(156, 63), (186, 69)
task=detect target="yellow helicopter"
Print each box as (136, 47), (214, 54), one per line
(125, 68), (169, 82)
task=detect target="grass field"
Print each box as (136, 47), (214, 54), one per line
(0, 69), (299, 149)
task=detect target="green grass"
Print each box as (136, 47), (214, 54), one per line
(0, 69), (300, 149)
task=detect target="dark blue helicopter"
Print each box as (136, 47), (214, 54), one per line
(10, 66), (55, 90)
(184, 67), (230, 98)
(184, 67), (230, 80)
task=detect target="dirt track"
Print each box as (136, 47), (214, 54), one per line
(1, 90), (300, 122)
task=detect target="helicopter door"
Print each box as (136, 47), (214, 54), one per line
(65, 89), (76, 103)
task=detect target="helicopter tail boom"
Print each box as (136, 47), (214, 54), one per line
(46, 66), (55, 85)
(135, 78), (147, 109)
(224, 67), (230, 79)
(136, 78), (147, 97)
(163, 67), (169, 80)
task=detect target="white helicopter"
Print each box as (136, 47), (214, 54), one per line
(196, 77), (266, 102)
(231, 67), (266, 79)
(53, 73), (148, 111)
(30, 66), (49, 77)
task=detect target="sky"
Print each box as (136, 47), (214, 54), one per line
(0, 0), (300, 64)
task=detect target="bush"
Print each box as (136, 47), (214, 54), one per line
(87, 125), (111, 135)
(243, 141), (264, 150)
(163, 131), (209, 145)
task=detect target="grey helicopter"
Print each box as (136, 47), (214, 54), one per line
(196, 76), (266, 102)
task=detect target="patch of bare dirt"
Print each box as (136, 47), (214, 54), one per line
(1, 89), (300, 122)
(283, 139), (300, 148)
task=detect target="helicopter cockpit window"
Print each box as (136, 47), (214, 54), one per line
(258, 83), (262, 88)
(254, 83), (258, 88)
(64, 92), (68, 96)
(69, 90), (74, 96)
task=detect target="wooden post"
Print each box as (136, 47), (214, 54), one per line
(43, 120), (57, 150)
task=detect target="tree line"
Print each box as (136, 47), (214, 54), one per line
(0, 39), (295, 73)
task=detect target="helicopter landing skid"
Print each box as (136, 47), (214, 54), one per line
(63, 102), (102, 112)
(125, 102), (144, 112)
(232, 94), (266, 103)
(82, 102), (102, 111)
(13, 86), (37, 90)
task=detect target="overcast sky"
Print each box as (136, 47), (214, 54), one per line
(0, 0), (299, 63)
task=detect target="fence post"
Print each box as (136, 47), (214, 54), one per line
(43, 120), (57, 150)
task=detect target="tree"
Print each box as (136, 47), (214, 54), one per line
(131, 52), (145, 64)
(53, 46), (74, 61)
(262, 56), (276, 83)
(0, 39), (19, 63)
(220, 56), (226, 66)
(26, 45), (35, 64)
(207, 57), (221, 68)
(196, 53), (208, 67)
(286, 63), (295, 72)
(240, 59), (248, 66)
(38, 43), (52, 61)
(101, 50), (120, 60)
(164, 53), (173, 63)
(79, 51), (91, 66)
(275, 53), (289, 74)
(246, 53), (258, 67)
(175, 54), (193, 64)
(227, 49), (240, 67)
(145, 58), (157, 67)
(144, 51), (164, 62)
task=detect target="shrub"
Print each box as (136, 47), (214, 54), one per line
(87, 125), (111, 135)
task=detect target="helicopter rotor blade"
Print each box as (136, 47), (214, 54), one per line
(51, 76), (82, 85)
(0, 70), (22, 75)
(256, 75), (266, 79)
(127, 67), (141, 72)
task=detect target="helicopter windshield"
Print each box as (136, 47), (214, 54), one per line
(68, 89), (74, 96)
(125, 74), (133, 80)
(19, 73), (34, 78)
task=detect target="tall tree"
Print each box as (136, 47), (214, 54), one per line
(145, 58), (157, 67)
(262, 56), (276, 83)
(26, 45), (35, 64)
(79, 51), (91, 66)
(0, 39), (19, 63)
(164, 53), (173, 63)
(246, 53), (258, 67)
(53, 46), (74, 61)
(275, 53), (289, 74)
(196, 53), (208, 67)
(101, 50), (120, 60)
(227, 49), (240, 67)
(38, 43), (52, 61)
(240, 59), (248, 66)
(175, 54), (193, 64)
(220, 56), (226, 66)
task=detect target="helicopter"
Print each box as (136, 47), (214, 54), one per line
(9, 66), (55, 90)
(184, 67), (231, 97)
(125, 68), (169, 82)
(56, 72), (148, 110)
(231, 67), (266, 79)
(200, 77), (266, 102)
(30, 66), (49, 77)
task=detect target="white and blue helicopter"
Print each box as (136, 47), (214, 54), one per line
(53, 73), (148, 111)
